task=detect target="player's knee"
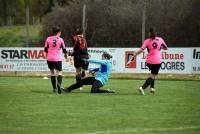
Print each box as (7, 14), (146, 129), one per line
(50, 70), (56, 76)
(82, 71), (85, 77)
(76, 73), (82, 78)
(76, 70), (82, 77)
(150, 73), (156, 79)
(58, 72), (62, 76)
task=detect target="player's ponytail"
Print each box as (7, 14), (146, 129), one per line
(102, 52), (113, 60)
(75, 28), (83, 35)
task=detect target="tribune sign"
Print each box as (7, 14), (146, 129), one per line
(0, 47), (199, 74)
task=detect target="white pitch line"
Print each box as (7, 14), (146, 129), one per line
(84, 126), (200, 134)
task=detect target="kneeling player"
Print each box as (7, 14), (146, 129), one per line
(63, 52), (114, 93)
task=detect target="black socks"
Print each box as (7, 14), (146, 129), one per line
(142, 77), (154, 89)
(57, 75), (62, 87)
(150, 79), (155, 88)
(51, 76), (56, 90)
(51, 75), (62, 94)
(57, 75), (62, 94)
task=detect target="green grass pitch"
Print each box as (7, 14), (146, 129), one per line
(0, 77), (200, 134)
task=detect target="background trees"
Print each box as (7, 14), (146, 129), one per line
(41, 0), (200, 47)
(0, 0), (199, 47)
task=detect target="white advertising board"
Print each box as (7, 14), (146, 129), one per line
(191, 48), (200, 74)
(119, 48), (192, 74)
(0, 47), (199, 74)
(0, 47), (117, 72)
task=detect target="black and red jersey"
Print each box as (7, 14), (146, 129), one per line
(71, 34), (89, 59)
(72, 35), (87, 49)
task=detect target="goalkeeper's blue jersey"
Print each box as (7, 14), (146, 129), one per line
(88, 59), (112, 85)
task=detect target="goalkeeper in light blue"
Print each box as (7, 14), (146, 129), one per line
(63, 52), (114, 93)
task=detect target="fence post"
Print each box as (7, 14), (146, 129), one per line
(82, 4), (86, 37)
(25, 0), (30, 47)
(142, 0), (146, 43)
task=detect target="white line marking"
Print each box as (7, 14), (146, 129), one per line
(84, 126), (200, 134)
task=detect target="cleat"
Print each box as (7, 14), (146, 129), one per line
(53, 89), (57, 93)
(61, 87), (65, 91)
(79, 87), (83, 91)
(63, 88), (71, 93)
(58, 88), (62, 94)
(150, 88), (155, 94)
(107, 89), (115, 93)
(138, 87), (145, 95)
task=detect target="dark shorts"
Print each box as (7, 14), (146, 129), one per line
(47, 61), (62, 71)
(74, 58), (89, 70)
(147, 63), (161, 75)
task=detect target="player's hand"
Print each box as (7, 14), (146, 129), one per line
(89, 70), (95, 76)
(82, 58), (88, 62)
(68, 51), (74, 56)
(64, 54), (68, 59)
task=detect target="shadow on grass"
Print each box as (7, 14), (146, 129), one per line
(63, 91), (139, 96)
(31, 90), (53, 95)
(30, 89), (140, 96)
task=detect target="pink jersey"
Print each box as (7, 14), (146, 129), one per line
(141, 37), (167, 64)
(44, 35), (66, 61)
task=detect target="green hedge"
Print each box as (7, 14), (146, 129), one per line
(0, 25), (42, 47)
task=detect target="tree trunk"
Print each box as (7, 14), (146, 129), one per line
(2, 0), (7, 25)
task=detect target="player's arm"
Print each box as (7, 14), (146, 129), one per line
(89, 68), (99, 75)
(61, 40), (68, 59)
(127, 48), (143, 65)
(44, 39), (49, 57)
(133, 48), (143, 56)
(127, 40), (147, 64)
(133, 39), (147, 57)
(161, 44), (168, 50)
(44, 39), (48, 53)
(90, 68), (99, 72)
(161, 43), (168, 50)
(160, 38), (168, 50)
(70, 44), (79, 56)
(83, 59), (107, 65)
(63, 50), (68, 59)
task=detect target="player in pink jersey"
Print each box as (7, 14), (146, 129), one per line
(44, 26), (68, 94)
(132, 28), (168, 95)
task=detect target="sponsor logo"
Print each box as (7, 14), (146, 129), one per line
(193, 49), (200, 59)
(1, 50), (46, 59)
(141, 51), (185, 71)
(125, 51), (136, 68)
(141, 62), (185, 70)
